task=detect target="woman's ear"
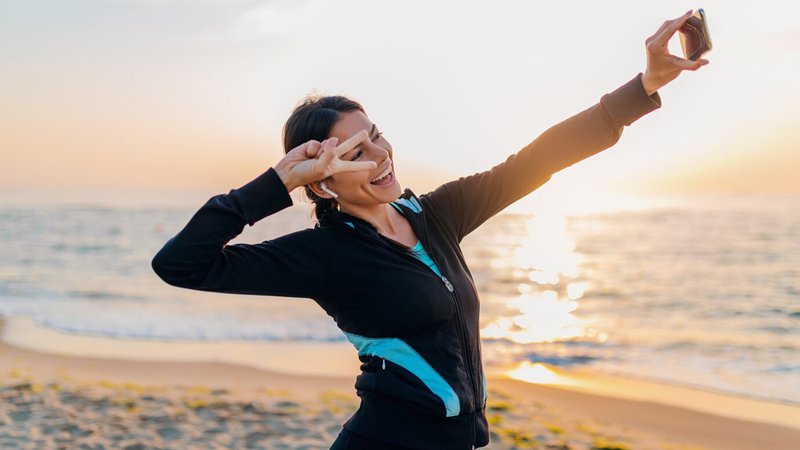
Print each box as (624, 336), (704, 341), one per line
(309, 179), (337, 199)
(320, 181), (338, 198)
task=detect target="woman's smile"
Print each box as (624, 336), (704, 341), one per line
(369, 163), (395, 187)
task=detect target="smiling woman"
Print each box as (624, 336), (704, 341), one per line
(150, 9), (713, 449)
(153, 71), (660, 449)
(280, 95), (400, 224)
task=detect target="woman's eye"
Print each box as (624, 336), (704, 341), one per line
(350, 132), (382, 160)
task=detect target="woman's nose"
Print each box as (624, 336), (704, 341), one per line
(367, 141), (390, 161)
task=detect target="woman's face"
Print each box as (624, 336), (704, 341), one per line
(314, 109), (401, 208)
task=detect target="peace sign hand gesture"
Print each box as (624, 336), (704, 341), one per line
(641, 9), (710, 96)
(274, 129), (378, 192)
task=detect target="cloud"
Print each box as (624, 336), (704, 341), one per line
(185, 0), (332, 44)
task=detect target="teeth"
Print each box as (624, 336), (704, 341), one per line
(371, 166), (392, 183)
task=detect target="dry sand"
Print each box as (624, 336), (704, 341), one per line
(1, 319), (798, 449)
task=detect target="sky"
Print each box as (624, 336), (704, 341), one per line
(1, 0), (798, 211)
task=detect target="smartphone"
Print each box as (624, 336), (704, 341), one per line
(679, 8), (712, 61)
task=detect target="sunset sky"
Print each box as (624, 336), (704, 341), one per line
(2, 0), (798, 211)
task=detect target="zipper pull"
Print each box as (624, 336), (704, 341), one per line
(382, 358), (386, 370)
(441, 276), (454, 292)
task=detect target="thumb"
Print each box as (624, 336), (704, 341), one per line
(672, 55), (708, 70)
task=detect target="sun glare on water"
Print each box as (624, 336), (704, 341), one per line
(481, 211), (594, 344)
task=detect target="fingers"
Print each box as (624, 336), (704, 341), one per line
(651, 20), (673, 42)
(334, 160), (378, 174)
(300, 137), (331, 160)
(322, 137), (338, 158)
(297, 139), (319, 158)
(318, 138), (339, 164)
(313, 131), (377, 177)
(333, 129), (370, 157)
(671, 55), (709, 70)
(651, 10), (694, 47)
(305, 140), (320, 158)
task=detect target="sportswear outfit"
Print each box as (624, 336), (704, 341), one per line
(151, 72), (661, 449)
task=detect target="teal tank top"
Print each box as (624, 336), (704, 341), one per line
(343, 202), (442, 277)
(408, 239), (441, 277)
(391, 202), (442, 277)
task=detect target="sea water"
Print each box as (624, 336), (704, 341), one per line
(1, 191), (798, 404)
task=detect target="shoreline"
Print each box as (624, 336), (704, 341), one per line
(2, 316), (799, 449)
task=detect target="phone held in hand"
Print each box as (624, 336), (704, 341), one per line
(679, 8), (712, 61)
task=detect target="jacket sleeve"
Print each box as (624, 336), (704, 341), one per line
(151, 167), (332, 298)
(421, 72), (662, 242)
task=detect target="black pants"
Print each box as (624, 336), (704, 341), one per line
(330, 427), (416, 450)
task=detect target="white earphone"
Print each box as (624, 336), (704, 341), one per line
(320, 181), (338, 198)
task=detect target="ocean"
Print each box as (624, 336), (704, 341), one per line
(1, 191), (798, 405)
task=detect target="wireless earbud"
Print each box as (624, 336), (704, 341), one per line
(320, 181), (338, 199)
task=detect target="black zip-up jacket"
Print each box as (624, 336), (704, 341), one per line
(151, 72), (661, 449)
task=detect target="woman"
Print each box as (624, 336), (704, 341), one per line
(151, 10), (708, 450)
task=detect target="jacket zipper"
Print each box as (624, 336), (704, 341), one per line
(422, 230), (478, 450)
(444, 270), (477, 446)
(342, 208), (480, 443)
(419, 216), (478, 394)
(367, 215), (480, 412)
(418, 211), (480, 450)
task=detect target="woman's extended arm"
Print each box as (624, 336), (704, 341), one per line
(151, 167), (332, 298)
(421, 72), (661, 242)
(421, 10), (709, 242)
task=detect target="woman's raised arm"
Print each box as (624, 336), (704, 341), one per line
(151, 131), (378, 298)
(151, 167), (333, 298)
(421, 10), (710, 242)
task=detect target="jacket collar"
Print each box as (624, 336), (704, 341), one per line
(316, 188), (423, 235)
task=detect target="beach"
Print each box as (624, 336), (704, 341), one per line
(2, 0), (798, 448)
(2, 319), (798, 450)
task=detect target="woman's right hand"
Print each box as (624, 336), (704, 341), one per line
(273, 129), (378, 192)
(641, 10), (710, 95)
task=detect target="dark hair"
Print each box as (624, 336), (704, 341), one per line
(282, 94), (366, 221)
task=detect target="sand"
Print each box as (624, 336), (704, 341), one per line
(1, 318), (799, 449)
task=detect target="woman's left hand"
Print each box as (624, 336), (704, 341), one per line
(641, 9), (710, 96)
